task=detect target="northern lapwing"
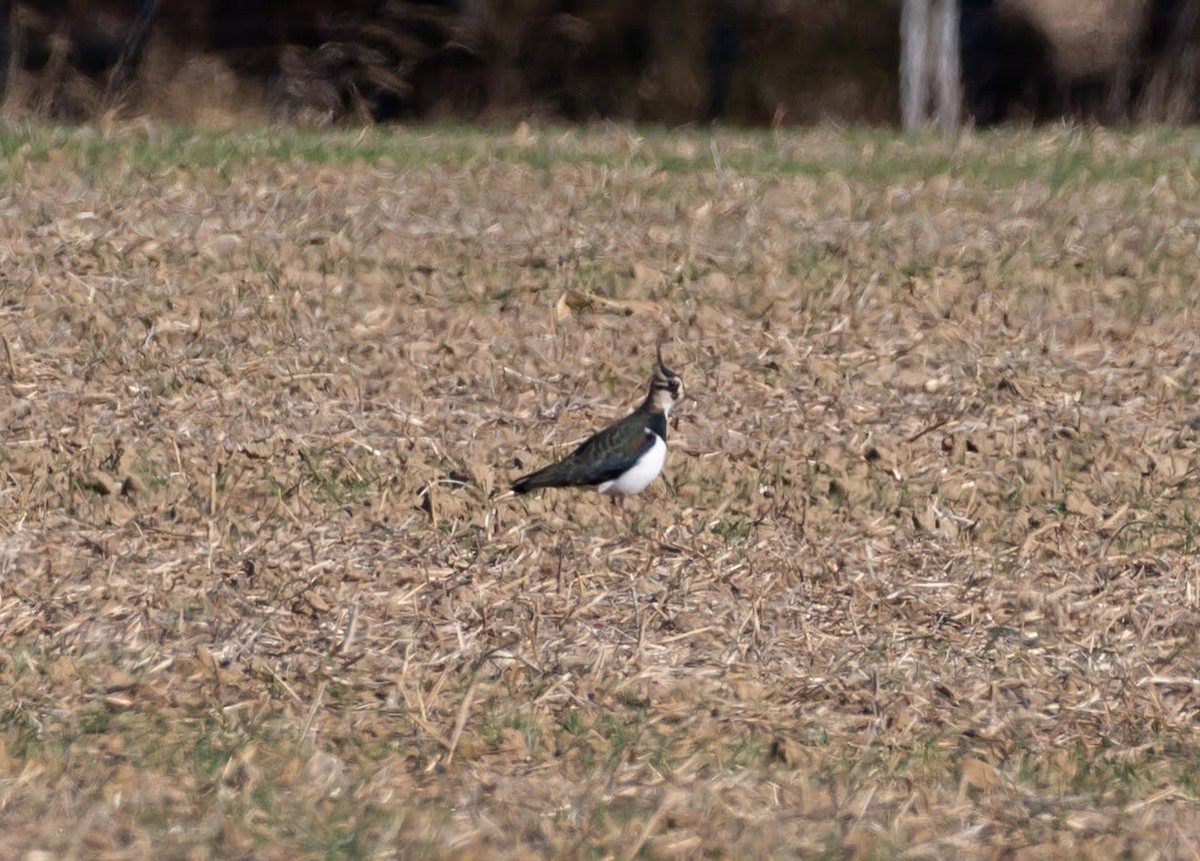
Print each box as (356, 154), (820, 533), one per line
(512, 347), (683, 503)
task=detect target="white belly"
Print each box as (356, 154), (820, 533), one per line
(597, 432), (667, 496)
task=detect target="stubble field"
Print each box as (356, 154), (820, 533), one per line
(2, 123), (1200, 858)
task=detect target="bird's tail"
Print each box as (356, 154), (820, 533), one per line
(511, 468), (546, 495)
(511, 462), (567, 494)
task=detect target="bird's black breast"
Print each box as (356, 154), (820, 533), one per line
(645, 412), (667, 441)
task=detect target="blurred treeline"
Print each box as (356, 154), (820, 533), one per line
(1, 0), (1196, 126)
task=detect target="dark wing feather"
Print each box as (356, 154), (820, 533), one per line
(512, 413), (656, 493)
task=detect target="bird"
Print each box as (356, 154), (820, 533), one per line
(512, 347), (683, 503)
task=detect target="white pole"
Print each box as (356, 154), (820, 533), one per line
(934, 0), (961, 130)
(901, 0), (932, 130)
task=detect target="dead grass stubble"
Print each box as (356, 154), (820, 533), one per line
(2, 126), (1200, 858)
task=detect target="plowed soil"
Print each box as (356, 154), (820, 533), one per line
(2, 124), (1200, 858)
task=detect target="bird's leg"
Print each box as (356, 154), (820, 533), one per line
(607, 494), (626, 532)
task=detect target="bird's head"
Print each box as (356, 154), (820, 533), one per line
(647, 344), (684, 413)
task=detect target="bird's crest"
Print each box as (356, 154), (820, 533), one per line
(650, 344), (682, 399)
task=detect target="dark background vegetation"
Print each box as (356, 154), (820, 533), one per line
(1, 1), (1199, 125)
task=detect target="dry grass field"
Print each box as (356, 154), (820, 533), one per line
(2, 123), (1200, 858)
